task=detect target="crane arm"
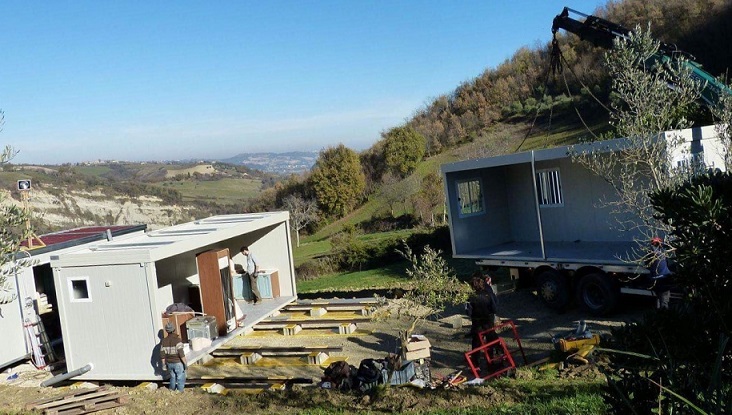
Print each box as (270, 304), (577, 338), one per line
(551, 7), (731, 108)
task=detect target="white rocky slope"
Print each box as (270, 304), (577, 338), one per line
(2, 188), (195, 231)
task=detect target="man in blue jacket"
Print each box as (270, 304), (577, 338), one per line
(649, 237), (673, 310)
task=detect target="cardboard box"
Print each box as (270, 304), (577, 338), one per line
(405, 348), (431, 360)
(162, 312), (195, 342)
(406, 335), (431, 351)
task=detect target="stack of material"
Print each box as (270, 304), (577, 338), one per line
(25, 386), (127, 414)
(37, 294), (53, 315)
(404, 335), (431, 360)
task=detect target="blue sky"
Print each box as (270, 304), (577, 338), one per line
(1, 1), (607, 165)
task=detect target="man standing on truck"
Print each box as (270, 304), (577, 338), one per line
(648, 237), (673, 310)
(235, 246), (261, 304)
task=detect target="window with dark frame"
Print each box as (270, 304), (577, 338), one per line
(457, 178), (484, 216)
(69, 278), (91, 302)
(536, 169), (563, 207)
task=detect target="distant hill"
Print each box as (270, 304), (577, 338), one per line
(220, 151), (318, 175)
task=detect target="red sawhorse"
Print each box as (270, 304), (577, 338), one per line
(464, 319), (527, 380)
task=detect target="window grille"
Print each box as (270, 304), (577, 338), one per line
(536, 169), (563, 207)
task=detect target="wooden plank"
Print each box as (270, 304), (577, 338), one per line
(32, 389), (119, 411)
(46, 397), (127, 415)
(44, 393), (126, 415)
(26, 387), (106, 410)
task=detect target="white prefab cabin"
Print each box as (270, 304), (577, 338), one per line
(441, 125), (726, 269)
(49, 212), (296, 381)
(0, 225), (147, 370)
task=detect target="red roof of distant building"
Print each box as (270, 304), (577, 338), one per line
(21, 225), (147, 252)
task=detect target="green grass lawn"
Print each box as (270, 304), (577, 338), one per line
(155, 177), (261, 204)
(296, 262), (409, 293)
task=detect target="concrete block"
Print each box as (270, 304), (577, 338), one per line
(241, 326), (255, 335)
(338, 323), (357, 334)
(240, 352), (262, 365)
(283, 324), (302, 336)
(307, 352), (329, 365)
(451, 315), (463, 329)
(135, 382), (158, 390)
(197, 353), (215, 365)
(309, 307), (327, 317)
(269, 383), (286, 391)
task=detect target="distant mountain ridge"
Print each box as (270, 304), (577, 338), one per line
(220, 151), (318, 175)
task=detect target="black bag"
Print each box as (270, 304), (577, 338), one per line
(357, 358), (385, 384)
(323, 360), (356, 391)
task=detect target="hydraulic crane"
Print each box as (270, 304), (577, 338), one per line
(551, 7), (731, 109)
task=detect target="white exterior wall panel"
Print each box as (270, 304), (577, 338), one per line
(55, 263), (158, 380)
(0, 282), (28, 368)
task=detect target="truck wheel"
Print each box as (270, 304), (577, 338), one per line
(577, 273), (619, 316)
(536, 270), (570, 310)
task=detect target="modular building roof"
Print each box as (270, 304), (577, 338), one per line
(50, 212), (290, 267)
(19, 224), (147, 256)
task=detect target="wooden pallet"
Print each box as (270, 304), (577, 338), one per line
(26, 386), (128, 415)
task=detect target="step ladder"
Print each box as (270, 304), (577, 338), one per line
(24, 315), (57, 368)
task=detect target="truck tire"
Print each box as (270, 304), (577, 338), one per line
(536, 270), (570, 310)
(576, 273), (619, 316)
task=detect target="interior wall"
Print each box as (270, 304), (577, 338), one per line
(222, 223), (295, 297)
(446, 168), (511, 255)
(536, 158), (640, 242)
(504, 163), (541, 242)
(155, 255), (198, 309)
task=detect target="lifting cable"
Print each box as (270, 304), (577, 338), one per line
(550, 34), (614, 141)
(514, 55), (556, 153)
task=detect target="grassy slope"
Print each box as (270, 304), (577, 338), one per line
(155, 177), (262, 205)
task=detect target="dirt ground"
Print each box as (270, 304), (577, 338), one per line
(0, 288), (653, 414)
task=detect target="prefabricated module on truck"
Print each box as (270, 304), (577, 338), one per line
(440, 125), (726, 315)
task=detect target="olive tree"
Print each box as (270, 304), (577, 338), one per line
(389, 243), (470, 357)
(571, 25), (704, 250)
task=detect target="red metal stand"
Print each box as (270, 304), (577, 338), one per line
(464, 338), (516, 380)
(478, 320), (527, 365)
(464, 319), (527, 380)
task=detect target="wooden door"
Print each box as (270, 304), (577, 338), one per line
(196, 249), (235, 336)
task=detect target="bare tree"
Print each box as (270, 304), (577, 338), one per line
(380, 172), (402, 217)
(282, 194), (319, 248)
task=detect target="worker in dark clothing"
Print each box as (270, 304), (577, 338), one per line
(648, 237), (673, 310)
(160, 322), (187, 391)
(466, 274), (499, 367)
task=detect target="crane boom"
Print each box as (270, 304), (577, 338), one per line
(551, 7), (731, 109)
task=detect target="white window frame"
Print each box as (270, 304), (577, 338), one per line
(536, 168), (564, 207)
(68, 277), (92, 303)
(456, 178), (485, 217)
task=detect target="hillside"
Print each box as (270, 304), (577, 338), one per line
(0, 161), (270, 232)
